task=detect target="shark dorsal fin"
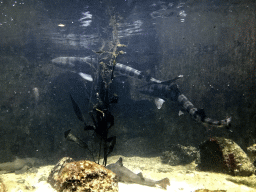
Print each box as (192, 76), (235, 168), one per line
(116, 157), (123, 166)
(137, 172), (145, 180)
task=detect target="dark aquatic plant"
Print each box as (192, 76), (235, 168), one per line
(65, 59), (119, 166)
(65, 60), (118, 165)
(64, 15), (122, 166)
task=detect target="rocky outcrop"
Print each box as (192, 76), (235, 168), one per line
(48, 157), (118, 192)
(161, 144), (199, 165)
(198, 137), (255, 176)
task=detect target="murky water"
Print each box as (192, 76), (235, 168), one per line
(0, 0), (255, 191)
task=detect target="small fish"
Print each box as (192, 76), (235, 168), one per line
(106, 157), (170, 189)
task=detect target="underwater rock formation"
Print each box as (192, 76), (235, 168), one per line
(197, 137), (255, 176)
(48, 157), (118, 192)
(226, 175), (256, 189)
(47, 157), (75, 187)
(247, 144), (256, 165)
(161, 144), (199, 165)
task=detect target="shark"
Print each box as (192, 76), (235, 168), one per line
(112, 62), (231, 128)
(51, 56), (96, 68)
(51, 56), (231, 128)
(0, 157), (43, 174)
(106, 157), (170, 190)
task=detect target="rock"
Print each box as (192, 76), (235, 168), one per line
(247, 144), (256, 164)
(47, 157), (74, 187)
(48, 157), (118, 192)
(0, 178), (6, 192)
(197, 137), (255, 176)
(226, 175), (256, 188)
(161, 144), (199, 165)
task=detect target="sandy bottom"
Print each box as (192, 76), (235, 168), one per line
(1, 155), (255, 192)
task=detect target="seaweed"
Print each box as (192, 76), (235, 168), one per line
(65, 15), (123, 166)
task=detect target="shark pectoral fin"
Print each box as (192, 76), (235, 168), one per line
(137, 172), (145, 180)
(156, 178), (170, 190)
(154, 98), (165, 109)
(78, 72), (93, 82)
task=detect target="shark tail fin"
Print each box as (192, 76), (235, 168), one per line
(156, 177), (170, 190)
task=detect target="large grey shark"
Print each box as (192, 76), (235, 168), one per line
(106, 157), (170, 189)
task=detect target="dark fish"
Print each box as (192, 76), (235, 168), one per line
(106, 157), (170, 190)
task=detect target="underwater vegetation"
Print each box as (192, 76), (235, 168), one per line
(63, 15), (124, 166)
(67, 92), (116, 166)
